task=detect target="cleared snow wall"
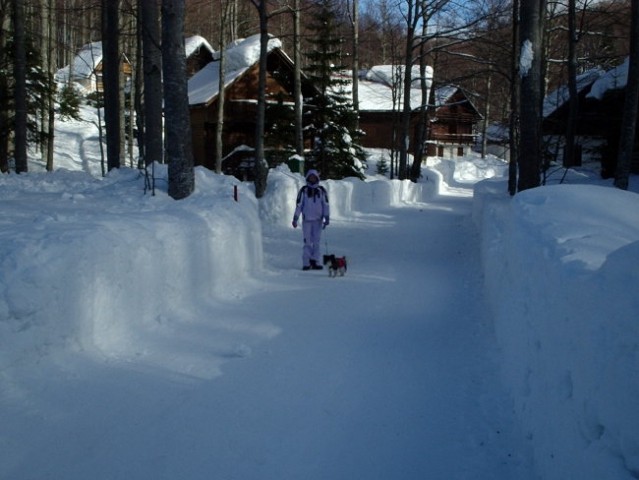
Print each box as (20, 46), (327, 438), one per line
(474, 180), (639, 480)
(0, 167), (262, 368)
(261, 165), (433, 227)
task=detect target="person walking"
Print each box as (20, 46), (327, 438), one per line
(292, 169), (330, 270)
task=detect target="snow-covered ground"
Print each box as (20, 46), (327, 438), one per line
(1, 106), (638, 479)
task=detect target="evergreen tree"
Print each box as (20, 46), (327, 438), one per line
(265, 92), (296, 165)
(304, 0), (366, 180)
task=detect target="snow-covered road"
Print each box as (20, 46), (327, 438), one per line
(1, 175), (535, 479)
(205, 194), (535, 479)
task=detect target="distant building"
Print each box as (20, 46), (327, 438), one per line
(542, 59), (639, 176)
(56, 36), (214, 95)
(188, 35), (315, 178)
(353, 66), (482, 158)
(426, 85), (483, 158)
(55, 42), (131, 94)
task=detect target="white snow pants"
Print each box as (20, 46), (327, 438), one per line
(302, 219), (323, 266)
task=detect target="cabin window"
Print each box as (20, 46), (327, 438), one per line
(457, 147), (464, 157)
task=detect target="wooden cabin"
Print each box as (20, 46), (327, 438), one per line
(542, 63), (639, 176)
(356, 69), (482, 158)
(426, 86), (483, 158)
(185, 35), (215, 78)
(188, 35), (314, 178)
(356, 66), (430, 156)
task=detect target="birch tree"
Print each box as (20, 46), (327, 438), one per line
(347, 0), (359, 125)
(293, 0), (304, 157)
(215, 0), (231, 174)
(13, 0), (28, 173)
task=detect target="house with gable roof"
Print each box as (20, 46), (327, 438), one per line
(354, 65), (431, 155)
(184, 35), (216, 78)
(427, 85), (483, 158)
(55, 42), (132, 94)
(56, 36), (214, 95)
(542, 59), (639, 176)
(354, 66), (482, 159)
(188, 34), (315, 177)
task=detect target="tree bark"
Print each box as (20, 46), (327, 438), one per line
(564, 0), (578, 169)
(102, 0), (121, 171)
(140, 0), (163, 166)
(13, 0), (28, 173)
(252, 0), (269, 198)
(162, 0), (195, 199)
(517, 0), (545, 192)
(351, 0), (359, 127)
(614, 0), (639, 190)
(509, 0), (520, 195)
(398, 0), (417, 181)
(293, 0), (304, 157)
(215, 0), (228, 174)
(45, 0), (56, 171)
(0, 1), (9, 172)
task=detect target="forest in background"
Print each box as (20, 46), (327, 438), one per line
(0, 0), (634, 197)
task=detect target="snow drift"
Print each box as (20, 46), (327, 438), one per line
(475, 179), (639, 480)
(1, 150), (638, 479)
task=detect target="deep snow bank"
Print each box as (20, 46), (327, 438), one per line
(474, 180), (639, 480)
(0, 166), (262, 374)
(1, 164), (431, 376)
(260, 165), (435, 227)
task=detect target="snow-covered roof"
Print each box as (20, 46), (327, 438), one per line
(355, 65), (433, 111)
(72, 42), (103, 79)
(434, 85), (459, 107)
(587, 57), (628, 100)
(185, 35), (216, 58)
(543, 68), (604, 117)
(365, 65), (430, 88)
(188, 34), (283, 106)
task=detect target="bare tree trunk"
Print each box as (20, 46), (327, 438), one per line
(350, 0), (359, 127)
(215, 0), (227, 174)
(409, 12), (430, 182)
(614, 0), (639, 190)
(509, 0), (520, 195)
(293, 0), (304, 157)
(140, 0), (163, 166)
(123, 10), (135, 167)
(398, 0), (417, 180)
(162, 0), (194, 199)
(13, 0), (28, 173)
(0, 0), (9, 172)
(134, 4), (145, 168)
(517, 0), (545, 192)
(564, 0), (578, 169)
(252, 0), (269, 198)
(102, 0), (121, 171)
(481, 67), (492, 159)
(41, 0), (56, 171)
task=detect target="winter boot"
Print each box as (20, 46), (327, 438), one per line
(310, 260), (323, 270)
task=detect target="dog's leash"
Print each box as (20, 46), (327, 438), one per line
(324, 217), (336, 257)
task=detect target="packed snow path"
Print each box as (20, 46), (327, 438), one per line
(251, 195), (535, 479)
(2, 185), (534, 479)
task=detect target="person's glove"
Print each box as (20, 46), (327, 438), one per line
(323, 217), (329, 229)
(292, 218), (298, 228)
